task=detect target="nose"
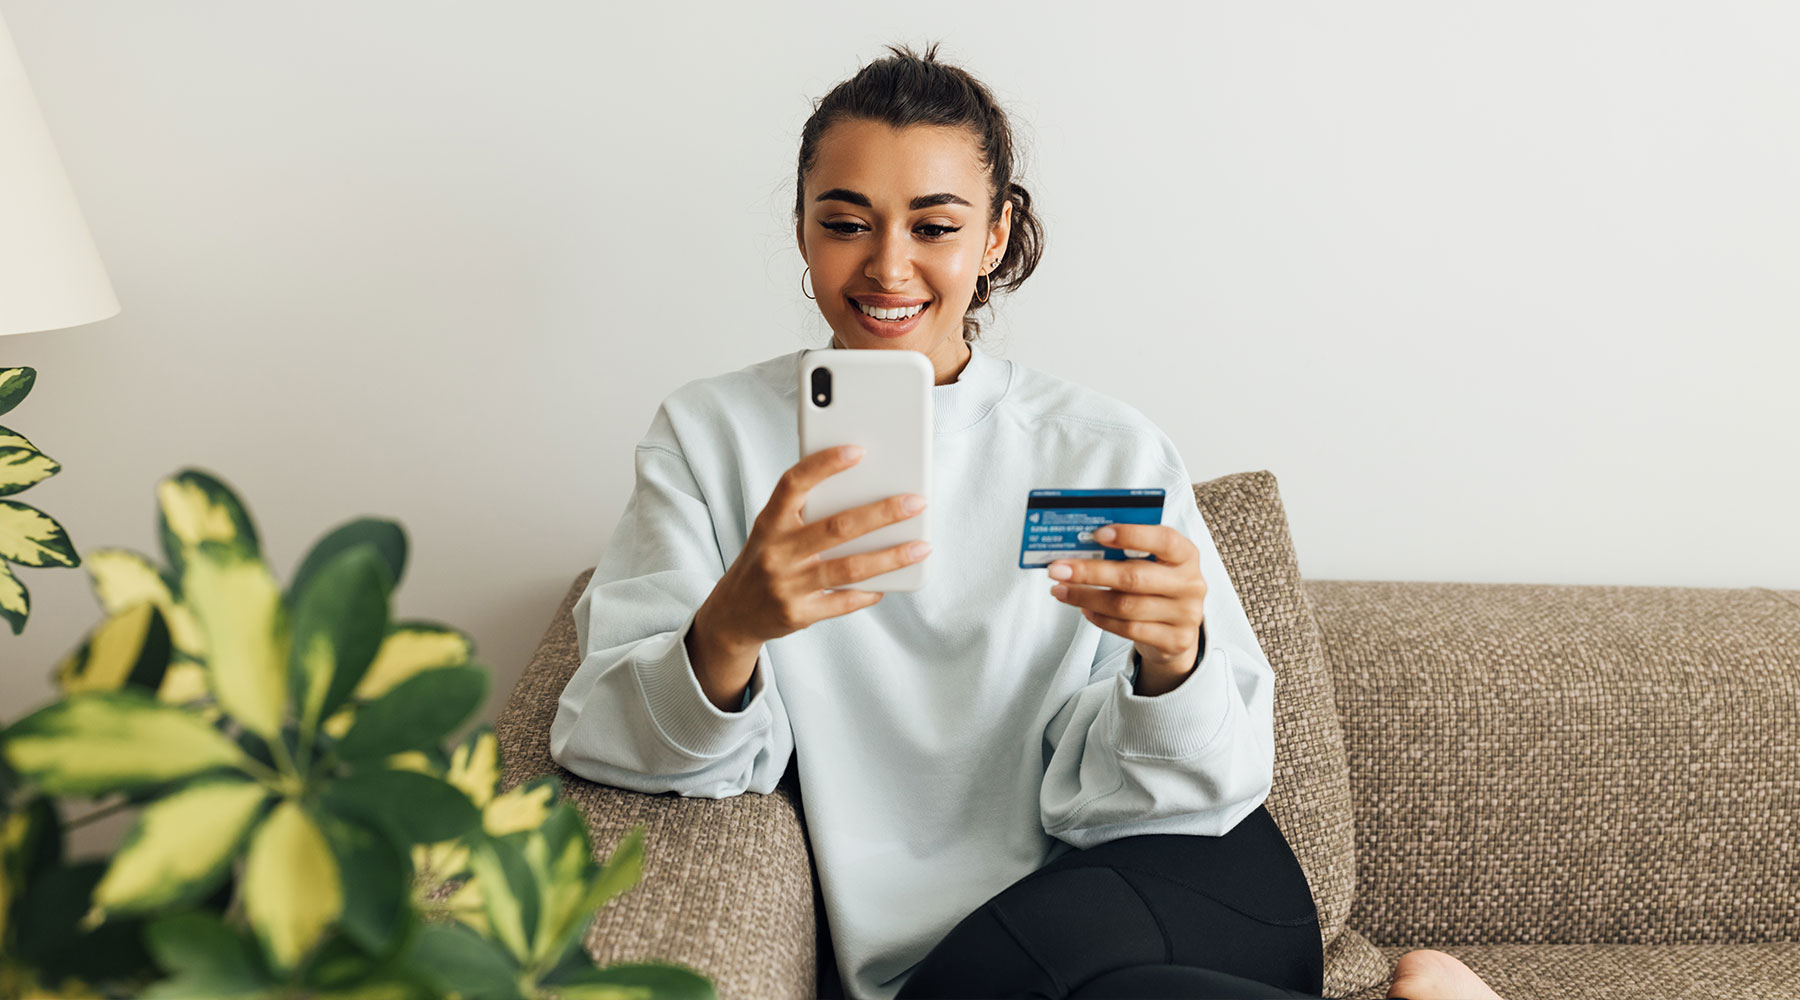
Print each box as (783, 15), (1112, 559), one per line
(863, 225), (914, 290)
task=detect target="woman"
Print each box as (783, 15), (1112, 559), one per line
(551, 42), (1503, 1000)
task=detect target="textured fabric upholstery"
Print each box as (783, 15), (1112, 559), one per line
(495, 470), (1800, 1000)
(1189, 472), (1388, 999)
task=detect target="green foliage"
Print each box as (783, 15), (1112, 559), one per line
(0, 367), (82, 636)
(0, 468), (715, 998)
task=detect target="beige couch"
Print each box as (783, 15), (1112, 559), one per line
(496, 470), (1800, 999)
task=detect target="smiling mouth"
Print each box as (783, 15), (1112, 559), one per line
(848, 296), (931, 322)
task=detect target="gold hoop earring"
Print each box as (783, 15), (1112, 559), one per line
(975, 266), (993, 304)
(801, 265), (815, 300)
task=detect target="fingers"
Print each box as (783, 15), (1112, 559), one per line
(764, 445), (864, 529)
(814, 536), (931, 592)
(1084, 523), (1197, 567)
(1046, 524), (1204, 592)
(1050, 582), (1189, 627)
(793, 490), (926, 563)
(1072, 606), (1193, 650)
(1047, 553), (1184, 596)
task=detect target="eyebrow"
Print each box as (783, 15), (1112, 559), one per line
(815, 188), (973, 210)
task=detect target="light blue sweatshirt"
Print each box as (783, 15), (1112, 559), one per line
(550, 341), (1276, 1000)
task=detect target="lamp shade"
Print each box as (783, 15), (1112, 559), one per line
(0, 11), (118, 337)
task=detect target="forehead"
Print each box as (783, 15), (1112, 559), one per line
(808, 119), (988, 205)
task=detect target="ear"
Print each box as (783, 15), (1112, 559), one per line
(795, 220), (806, 262)
(986, 198), (1013, 267)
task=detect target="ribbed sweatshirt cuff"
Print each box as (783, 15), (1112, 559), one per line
(1109, 634), (1232, 759)
(635, 608), (769, 759)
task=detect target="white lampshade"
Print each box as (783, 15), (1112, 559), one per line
(0, 11), (118, 337)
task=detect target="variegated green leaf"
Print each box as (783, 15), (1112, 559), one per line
(0, 442), (58, 497)
(0, 498), (80, 567)
(554, 825), (645, 963)
(440, 872), (486, 934)
(483, 776), (557, 838)
(90, 777), (269, 918)
(321, 767), (480, 846)
(157, 658), (213, 705)
(289, 545), (391, 740)
(54, 601), (171, 695)
(1, 807), (30, 944)
(156, 469), (263, 569)
(385, 750), (435, 774)
(548, 963), (712, 1000)
(309, 976), (434, 1000)
(447, 725), (500, 809)
(333, 665), (486, 762)
(407, 922), (521, 1000)
(527, 803), (596, 966)
(86, 547), (204, 657)
(0, 798), (62, 951)
(243, 800), (343, 973)
(0, 368), (34, 417)
(137, 977), (271, 999)
(468, 837), (536, 963)
(0, 816), (14, 943)
(2, 690), (250, 795)
(87, 546), (171, 610)
(0, 558), (27, 635)
(544, 986), (652, 1000)
(354, 621), (475, 700)
(180, 541), (288, 739)
(287, 518), (406, 612)
(318, 812), (409, 956)
(143, 910), (270, 995)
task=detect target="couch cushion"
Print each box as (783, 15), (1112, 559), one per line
(495, 569), (820, 1000)
(1337, 942), (1800, 1000)
(1309, 580), (1800, 949)
(1191, 471), (1388, 999)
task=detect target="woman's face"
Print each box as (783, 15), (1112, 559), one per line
(797, 118), (1012, 383)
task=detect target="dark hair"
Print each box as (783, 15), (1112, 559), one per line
(794, 41), (1045, 344)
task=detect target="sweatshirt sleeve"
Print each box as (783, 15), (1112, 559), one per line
(1037, 452), (1276, 847)
(549, 405), (793, 799)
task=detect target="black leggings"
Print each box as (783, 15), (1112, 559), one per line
(895, 803), (1340, 999)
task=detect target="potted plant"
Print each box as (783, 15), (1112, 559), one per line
(0, 377), (713, 998)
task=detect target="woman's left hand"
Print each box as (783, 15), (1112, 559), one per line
(1047, 523), (1207, 695)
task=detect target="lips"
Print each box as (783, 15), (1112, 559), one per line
(849, 295), (930, 309)
(848, 295), (930, 337)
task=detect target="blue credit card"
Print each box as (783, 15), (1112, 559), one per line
(1019, 488), (1165, 568)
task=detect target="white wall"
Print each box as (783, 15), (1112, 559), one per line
(5, 0), (1797, 735)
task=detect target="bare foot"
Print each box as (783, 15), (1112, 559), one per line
(1386, 948), (1504, 1000)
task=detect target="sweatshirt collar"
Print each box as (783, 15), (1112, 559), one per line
(933, 341), (1010, 436)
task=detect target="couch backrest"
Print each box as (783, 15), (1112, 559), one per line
(1307, 579), (1800, 946)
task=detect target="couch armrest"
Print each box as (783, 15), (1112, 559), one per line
(495, 570), (819, 1000)
(1308, 580), (1800, 947)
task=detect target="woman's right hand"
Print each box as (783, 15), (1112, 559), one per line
(697, 444), (931, 651)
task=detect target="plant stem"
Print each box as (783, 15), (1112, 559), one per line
(266, 729), (300, 779)
(234, 754), (287, 789)
(64, 797), (133, 830)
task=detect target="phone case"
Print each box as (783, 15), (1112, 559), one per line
(796, 348), (932, 592)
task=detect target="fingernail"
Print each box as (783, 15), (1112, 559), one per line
(842, 445), (864, 461)
(907, 541), (932, 559)
(1051, 584), (1068, 598)
(902, 494), (926, 513)
(1095, 526), (1116, 543)
(1049, 564), (1071, 579)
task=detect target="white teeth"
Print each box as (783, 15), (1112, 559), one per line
(856, 300), (926, 321)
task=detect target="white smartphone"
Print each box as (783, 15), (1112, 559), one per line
(796, 348), (932, 592)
